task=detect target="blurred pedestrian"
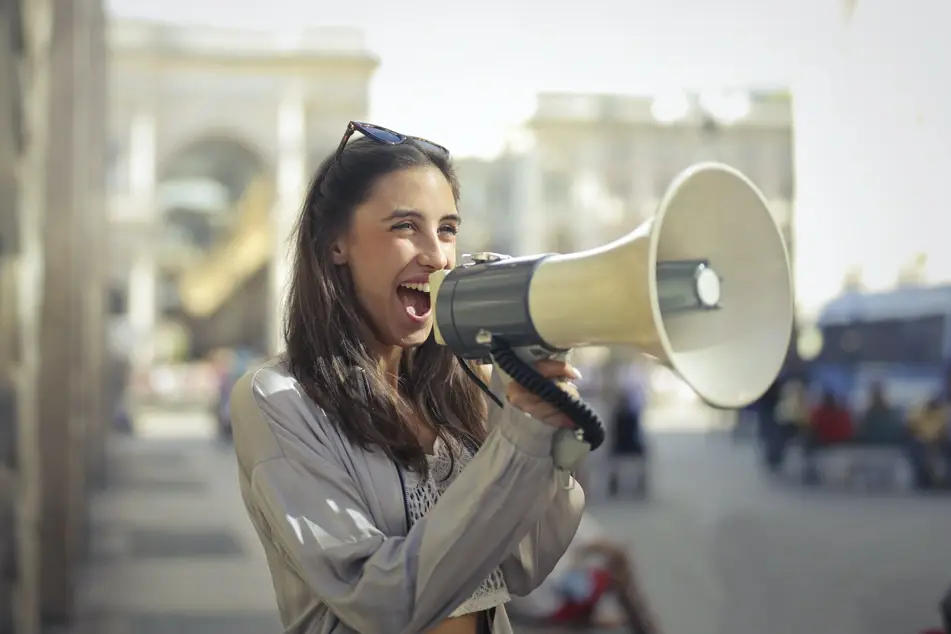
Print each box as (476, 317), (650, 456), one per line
(607, 371), (649, 497)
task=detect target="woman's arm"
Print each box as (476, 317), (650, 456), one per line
(483, 363), (587, 595)
(232, 368), (576, 634)
(499, 482), (585, 595)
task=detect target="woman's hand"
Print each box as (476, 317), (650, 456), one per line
(504, 359), (582, 428)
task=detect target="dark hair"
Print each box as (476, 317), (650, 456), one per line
(283, 137), (487, 476)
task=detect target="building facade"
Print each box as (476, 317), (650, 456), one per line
(106, 19), (378, 361)
(461, 91), (793, 260)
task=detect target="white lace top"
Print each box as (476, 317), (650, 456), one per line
(402, 435), (511, 618)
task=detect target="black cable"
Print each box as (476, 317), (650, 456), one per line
(456, 356), (504, 409)
(487, 338), (605, 450)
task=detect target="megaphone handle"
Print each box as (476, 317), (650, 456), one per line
(491, 346), (570, 386)
(488, 339), (606, 454)
(492, 355), (592, 473)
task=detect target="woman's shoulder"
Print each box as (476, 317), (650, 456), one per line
(241, 356), (298, 397)
(229, 356), (346, 471)
(234, 356), (311, 419)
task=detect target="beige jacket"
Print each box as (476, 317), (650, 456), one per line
(230, 358), (585, 634)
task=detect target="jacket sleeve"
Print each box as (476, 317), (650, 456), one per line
(482, 366), (586, 596)
(499, 479), (585, 595)
(234, 370), (581, 634)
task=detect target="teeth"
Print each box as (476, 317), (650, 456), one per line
(400, 282), (430, 293)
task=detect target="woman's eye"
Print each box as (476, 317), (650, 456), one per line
(392, 222), (415, 232)
(439, 225), (459, 235)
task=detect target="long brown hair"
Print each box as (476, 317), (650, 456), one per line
(283, 137), (487, 475)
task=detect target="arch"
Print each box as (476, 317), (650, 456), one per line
(159, 132), (269, 205)
(157, 132), (271, 257)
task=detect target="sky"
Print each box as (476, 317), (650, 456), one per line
(107, 0), (951, 304)
(106, 0), (831, 158)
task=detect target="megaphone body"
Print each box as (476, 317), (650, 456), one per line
(429, 162), (793, 410)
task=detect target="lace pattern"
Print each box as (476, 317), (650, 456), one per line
(402, 435), (510, 618)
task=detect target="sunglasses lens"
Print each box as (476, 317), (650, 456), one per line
(413, 139), (449, 156)
(361, 124), (403, 144)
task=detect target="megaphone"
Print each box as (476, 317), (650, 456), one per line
(429, 162), (793, 410)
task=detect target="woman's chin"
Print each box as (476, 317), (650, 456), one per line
(396, 322), (434, 349)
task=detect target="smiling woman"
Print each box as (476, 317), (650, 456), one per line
(228, 121), (586, 634)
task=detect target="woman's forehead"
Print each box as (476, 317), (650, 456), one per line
(364, 166), (458, 217)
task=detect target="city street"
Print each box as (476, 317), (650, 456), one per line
(69, 408), (951, 634)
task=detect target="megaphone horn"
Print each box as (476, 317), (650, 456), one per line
(430, 162), (794, 410)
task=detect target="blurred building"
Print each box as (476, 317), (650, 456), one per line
(465, 91), (793, 259)
(453, 153), (524, 255)
(106, 19), (378, 361)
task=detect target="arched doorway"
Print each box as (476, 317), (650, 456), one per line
(156, 135), (272, 360)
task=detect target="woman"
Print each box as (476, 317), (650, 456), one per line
(229, 122), (586, 634)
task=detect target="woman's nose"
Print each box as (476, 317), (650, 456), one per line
(417, 238), (450, 270)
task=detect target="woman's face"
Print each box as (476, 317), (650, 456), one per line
(333, 165), (459, 350)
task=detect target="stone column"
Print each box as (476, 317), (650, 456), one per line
(0, 3), (22, 631)
(270, 82), (307, 355)
(13, 0), (54, 627)
(126, 109), (158, 370)
(35, 0), (86, 623)
(77, 0), (108, 493)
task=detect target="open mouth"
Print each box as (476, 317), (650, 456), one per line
(396, 281), (432, 321)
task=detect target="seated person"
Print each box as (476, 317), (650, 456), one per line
(905, 397), (950, 488)
(908, 397), (949, 445)
(807, 389), (854, 445)
(800, 389), (854, 483)
(857, 383), (904, 444)
(508, 514), (661, 633)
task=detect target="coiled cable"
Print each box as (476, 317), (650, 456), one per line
(487, 338), (605, 450)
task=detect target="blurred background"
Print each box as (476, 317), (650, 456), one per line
(2, 0), (951, 632)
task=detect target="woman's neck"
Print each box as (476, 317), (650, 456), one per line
(375, 345), (403, 389)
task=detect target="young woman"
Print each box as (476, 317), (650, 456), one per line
(229, 122), (586, 633)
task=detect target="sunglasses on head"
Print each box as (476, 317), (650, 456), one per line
(333, 121), (450, 162)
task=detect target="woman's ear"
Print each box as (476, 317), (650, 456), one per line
(331, 240), (347, 265)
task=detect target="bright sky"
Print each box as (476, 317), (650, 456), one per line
(107, 0), (831, 158)
(110, 0), (951, 308)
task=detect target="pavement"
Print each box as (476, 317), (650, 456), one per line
(67, 406), (951, 634)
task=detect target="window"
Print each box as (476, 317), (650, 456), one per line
(818, 315), (946, 365)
